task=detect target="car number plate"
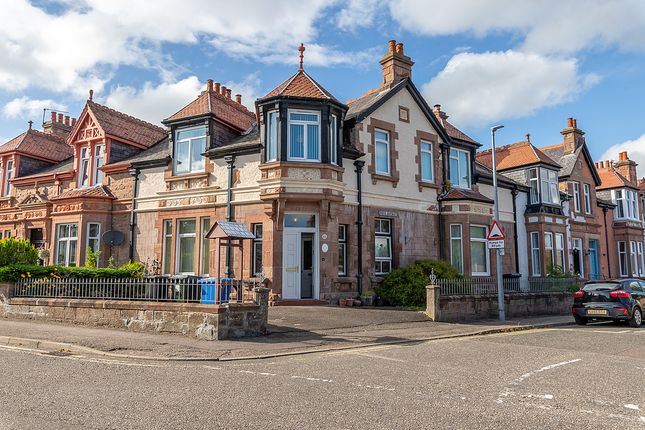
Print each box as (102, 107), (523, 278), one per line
(587, 309), (608, 315)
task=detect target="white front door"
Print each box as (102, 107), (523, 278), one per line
(283, 231), (300, 299)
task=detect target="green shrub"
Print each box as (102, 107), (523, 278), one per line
(119, 261), (145, 278)
(85, 249), (101, 269)
(0, 238), (39, 266)
(376, 259), (461, 308)
(0, 263), (146, 282)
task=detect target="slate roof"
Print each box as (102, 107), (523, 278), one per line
(165, 88), (256, 132)
(0, 129), (73, 162)
(259, 70), (342, 105)
(475, 161), (526, 189)
(477, 141), (560, 171)
(206, 221), (256, 239)
(51, 185), (115, 200)
(15, 157), (74, 180)
(440, 188), (494, 204)
(205, 124), (261, 158)
(128, 137), (171, 165)
(540, 142), (602, 185)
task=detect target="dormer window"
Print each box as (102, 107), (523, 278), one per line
(93, 144), (104, 185)
(614, 189), (640, 221)
(79, 147), (90, 187)
(527, 167), (560, 205)
(288, 110), (320, 161)
(449, 148), (470, 189)
(174, 126), (206, 174)
(266, 111), (278, 162)
(2, 159), (13, 196)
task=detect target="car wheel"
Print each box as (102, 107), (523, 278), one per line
(574, 315), (587, 325)
(628, 307), (642, 328)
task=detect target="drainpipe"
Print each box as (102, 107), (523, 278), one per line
(224, 155), (235, 276)
(511, 187), (520, 274)
(438, 198), (444, 260)
(353, 160), (365, 296)
(128, 167), (140, 262)
(603, 206), (611, 278)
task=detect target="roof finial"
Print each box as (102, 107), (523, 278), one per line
(526, 133), (530, 143)
(28, 120), (33, 130)
(89, 89), (94, 101)
(298, 43), (305, 71)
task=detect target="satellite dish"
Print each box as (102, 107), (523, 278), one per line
(102, 230), (125, 246)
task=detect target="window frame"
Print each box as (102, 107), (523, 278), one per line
(583, 183), (592, 214)
(78, 147), (90, 188)
(539, 168), (560, 205)
(630, 240), (639, 277)
(449, 148), (471, 189)
(374, 218), (392, 275)
(419, 140), (434, 183)
(287, 109), (321, 162)
(544, 232), (554, 271)
(162, 220), (173, 275)
(572, 238), (584, 277)
(2, 159), (13, 196)
(55, 223), (78, 267)
(200, 217), (211, 276)
(176, 218), (197, 275)
(527, 168), (539, 204)
(450, 224), (464, 274)
(93, 144), (104, 185)
(618, 241), (628, 277)
(531, 232), (541, 276)
(85, 222), (101, 266)
(555, 233), (565, 271)
(330, 114), (338, 165)
(173, 126), (207, 175)
(638, 242), (645, 277)
(252, 223), (263, 277)
(572, 182), (581, 212)
(470, 225), (490, 276)
(374, 128), (391, 175)
(338, 224), (348, 276)
(266, 110), (278, 162)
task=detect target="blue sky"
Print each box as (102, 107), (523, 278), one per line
(2, 0), (645, 174)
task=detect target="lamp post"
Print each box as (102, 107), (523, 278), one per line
(491, 125), (505, 321)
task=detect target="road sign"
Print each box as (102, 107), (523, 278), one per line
(487, 240), (505, 249)
(487, 220), (506, 240)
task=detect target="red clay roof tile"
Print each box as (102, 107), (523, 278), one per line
(0, 129), (73, 162)
(260, 70), (341, 104)
(166, 90), (255, 132)
(477, 141), (560, 171)
(51, 185), (115, 200)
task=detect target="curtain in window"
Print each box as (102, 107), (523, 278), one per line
(290, 124), (304, 158)
(307, 124), (319, 160)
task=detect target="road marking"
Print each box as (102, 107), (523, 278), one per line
(353, 352), (406, 363)
(291, 375), (333, 383)
(625, 404), (640, 410)
(354, 383), (395, 391)
(498, 358), (581, 403)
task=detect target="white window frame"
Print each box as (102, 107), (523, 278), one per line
(528, 168), (539, 204)
(85, 222), (101, 266)
(374, 129), (391, 175)
(531, 232), (541, 276)
(583, 183), (592, 214)
(287, 109), (321, 162)
(2, 159), (13, 196)
(55, 223), (78, 267)
(540, 168), (560, 204)
(630, 241), (639, 277)
(330, 114), (338, 165)
(374, 218), (392, 275)
(572, 182), (581, 212)
(544, 232), (554, 271)
(266, 110), (278, 162)
(78, 147), (90, 187)
(555, 233), (565, 271)
(449, 148), (471, 189)
(252, 223), (263, 276)
(618, 241), (628, 277)
(173, 126), (207, 174)
(420, 140), (434, 183)
(638, 242), (645, 276)
(470, 225), (490, 276)
(92, 144), (105, 185)
(200, 217), (210, 276)
(614, 189), (625, 219)
(338, 224), (347, 276)
(450, 224), (463, 274)
(176, 218), (196, 275)
(162, 220), (173, 275)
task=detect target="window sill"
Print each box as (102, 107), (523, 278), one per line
(166, 171), (209, 182)
(371, 173), (399, 188)
(417, 180), (439, 191)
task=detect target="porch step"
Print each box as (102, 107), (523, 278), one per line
(272, 299), (328, 307)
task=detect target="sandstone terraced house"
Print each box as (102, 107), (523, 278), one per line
(0, 40), (642, 305)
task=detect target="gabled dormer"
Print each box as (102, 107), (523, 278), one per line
(255, 44), (348, 167)
(596, 153), (641, 222)
(68, 92), (167, 188)
(162, 80), (255, 177)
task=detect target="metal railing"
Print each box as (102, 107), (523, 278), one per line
(13, 276), (259, 305)
(438, 276), (582, 296)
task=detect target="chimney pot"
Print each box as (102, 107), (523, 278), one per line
(599, 161), (604, 168)
(433, 104), (441, 112)
(235, 94), (242, 104)
(207, 79), (213, 92)
(71, 118), (77, 126)
(221, 85), (227, 95)
(214, 82), (221, 93)
(388, 40), (396, 53)
(619, 151), (628, 161)
(396, 42), (404, 54)
(50, 111), (57, 122)
(64, 115), (70, 126)
(226, 89), (232, 99)
(57, 113), (63, 123)
(567, 117), (574, 128)
(573, 118), (577, 128)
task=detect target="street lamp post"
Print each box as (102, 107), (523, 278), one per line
(491, 125), (505, 321)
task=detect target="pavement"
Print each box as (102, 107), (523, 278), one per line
(0, 322), (643, 429)
(0, 306), (573, 361)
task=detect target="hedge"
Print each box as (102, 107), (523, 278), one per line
(0, 238), (39, 266)
(0, 262), (145, 282)
(376, 259), (462, 308)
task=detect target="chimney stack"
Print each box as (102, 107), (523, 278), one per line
(71, 117), (77, 126)
(57, 113), (63, 123)
(51, 111), (57, 123)
(43, 110), (73, 137)
(207, 79), (213, 92)
(235, 94), (242, 104)
(614, 151), (638, 183)
(380, 39), (414, 89)
(432, 104), (448, 125)
(214, 82), (221, 93)
(561, 116), (585, 155)
(221, 85), (227, 96)
(226, 89), (232, 99)
(64, 115), (70, 126)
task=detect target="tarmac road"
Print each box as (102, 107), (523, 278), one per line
(1, 323), (643, 429)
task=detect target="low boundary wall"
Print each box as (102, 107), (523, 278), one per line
(426, 285), (572, 322)
(0, 282), (269, 340)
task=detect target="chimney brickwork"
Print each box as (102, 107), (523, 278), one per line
(561, 117), (585, 155)
(42, 110), (74, 138)
(380, 39), (414, 88)
(615, 151), (638, 183)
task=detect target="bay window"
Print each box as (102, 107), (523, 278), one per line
(638, 242), (645, 276)
(266, 111), (278, 162)
(200, 217), (211, 276)
(544, 232), (554, 271)
(174, 127), (206, 174)
(177, 219), (196, 274)
(528, 168), (539, 204)
(555, 233), (565, 271)
(450, 224), (463, 274)
(56, 223), (78, 267)
(531, 232), (541, 276)
(449, 148), (470, 189)
(540, 168), (559, 204)
(374, 218), (392, 275)
(613, 189), (640, 220)
(630, 241), (638, 277)
(420, 140), (433, 182)
(288, 110), (320, 161)
(470, 225), (489, 276)
(86, 222), (101, 253)
(374, 129), (390, 175)
(330, 114), (338, 165)
(162, 220), (172, 275)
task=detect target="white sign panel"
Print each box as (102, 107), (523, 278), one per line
(487, 240), (505, 249)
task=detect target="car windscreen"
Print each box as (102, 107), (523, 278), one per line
(582, 282), (621, 292)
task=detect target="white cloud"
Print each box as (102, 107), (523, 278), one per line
(336, 0), (384, 32)
(103, 77), (203, 124)
(2, 97), (66, 120)
(600, 134), (645, 178)
(422, 50), (599, 127)
(388, 0), (645, 55)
